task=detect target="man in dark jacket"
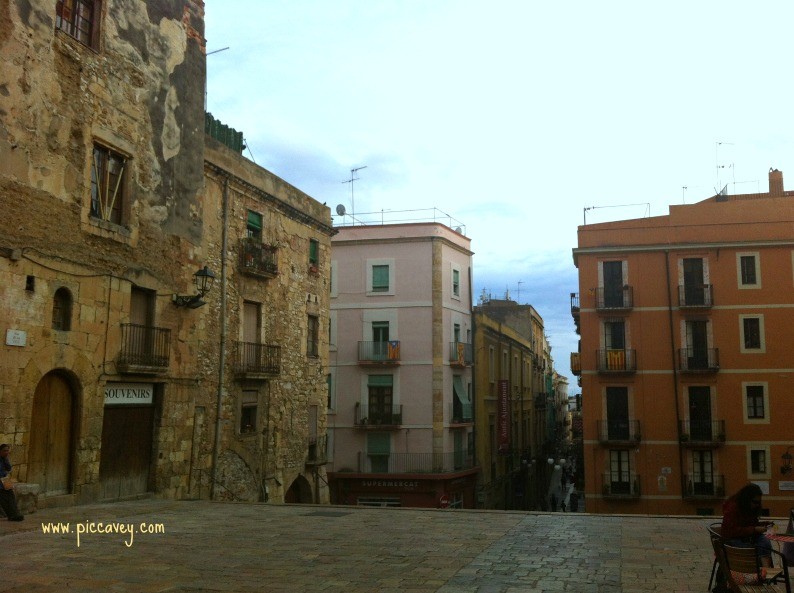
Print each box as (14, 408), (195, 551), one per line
(0, 444), (24, 521)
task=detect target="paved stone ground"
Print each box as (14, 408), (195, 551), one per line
(2, 499), (715, 592)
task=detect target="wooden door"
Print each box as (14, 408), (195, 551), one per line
(606, 386), (629, 441)
(28, 374), (73, 494)
(99, 406), (154, 499)
(688, 386), (712, 441)
(603, 261), (624, 307)
(683, 258), (704, 305)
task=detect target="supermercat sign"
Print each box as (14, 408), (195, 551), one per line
(104, 383), (154, 405)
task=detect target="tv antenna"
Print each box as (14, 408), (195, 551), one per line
(341, 166), (367, 216)
(583, 203), (650, 225)
(517, 280), (523, 303)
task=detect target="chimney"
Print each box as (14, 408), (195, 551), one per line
(769, 168), (784, 196)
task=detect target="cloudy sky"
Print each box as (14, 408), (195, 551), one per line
(204, 1), (794, 389)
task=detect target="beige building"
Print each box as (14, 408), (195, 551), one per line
(0, 0), (331, 508)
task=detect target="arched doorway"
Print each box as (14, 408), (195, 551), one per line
(28, 372), (74, 494)
(284, 474), (313, 503)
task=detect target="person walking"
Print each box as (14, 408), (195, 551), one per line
(0, 444), (24, 521)
(569, 491), (579, 513)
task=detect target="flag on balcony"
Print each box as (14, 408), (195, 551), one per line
(607, 349), (625, 370)
(457, 342), (465, 364)
(387, 341), (400, 360)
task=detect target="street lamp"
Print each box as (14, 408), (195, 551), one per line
(173, 265), (216, 309)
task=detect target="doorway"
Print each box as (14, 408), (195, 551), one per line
(28, 372), (74, 494)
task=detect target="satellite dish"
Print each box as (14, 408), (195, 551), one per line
(454, 226), (462, 233)
(336, 204), (346, 216)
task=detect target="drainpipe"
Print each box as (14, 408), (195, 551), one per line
(664, 251), (686, 498)
(210, 175), (229, 499)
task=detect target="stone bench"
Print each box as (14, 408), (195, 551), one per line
(12, 483), (40, 514)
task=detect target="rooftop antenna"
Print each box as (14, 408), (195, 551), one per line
(204, 47), (230, 111)
(341, 166), (367, 216)
(583, 203), (650, 225)
(715, 141), (734, 194)
(682, 186), (687, 204)
(517, 280), (523, 303)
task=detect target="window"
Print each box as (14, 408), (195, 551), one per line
(609, 450), (631, 494)
(372, 265), (389, 292)
(90, 143), (126, 225)
(306, 315), (319, 357)
(240, 390), (257, 435)
(56, 0), (100, 47)
(52, 287), (72, 331)
(740, 315), (764, 352)
(326, 373), (334, 410)
(371, 321), (389, 360)
(737, 253), (760, 288)
(750, 450), (766, 474)
(743, 383), (769, 424)
(246, 211), (262, 240)
(452, 268), (460, 297)
(367, 432), (390, 472)
(604, 320), (625, 350)
(309, 239), (319, 265)
(746, 385), (765, 419)
(367, 375), (394, 425)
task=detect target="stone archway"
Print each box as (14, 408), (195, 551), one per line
(284, 474), (313, 504)
(28, 372), (74, 494)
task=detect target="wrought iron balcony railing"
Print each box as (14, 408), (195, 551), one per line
(596, 349), (637, 373)
(117, 323), (171, 373)
(678, 348), (719, 372)
(597, 419), (642, 446)
(354, 451), (475, 474)
(683, 474), (725, 499)
(679, 419), (725, 446)
(234, 341), (281, 376)
(448, 342), (473, 366)
(678, 284), (713, 308)
(358, 340), (401, 364)
(570, 292), (580, 316)
(601, 473), (641, 499)
(595, 285), (634, 310)
(355, 403), (403, 427)
(306, 434), (327, 466)
(239, 239), (278, 278)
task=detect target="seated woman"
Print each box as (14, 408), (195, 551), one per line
(722, 483), (772, 567)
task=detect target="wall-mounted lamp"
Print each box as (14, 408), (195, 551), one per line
(781, 447), (793, 475)
(173, 266), (216, 309)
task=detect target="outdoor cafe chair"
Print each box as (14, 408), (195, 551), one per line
(720, 542), (790, 593)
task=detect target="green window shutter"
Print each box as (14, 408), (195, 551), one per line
(367, 374), (393, 387)
(367, 432), (391, 455)
(309, 239), (319, 264)
(372, 265), (389, 291)
(247, 211), (262, 230)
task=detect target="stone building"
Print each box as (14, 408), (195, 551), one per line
(201, 138), (333, 504)
(0, 0), (331, 508)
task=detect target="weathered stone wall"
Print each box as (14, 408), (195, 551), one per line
(0, 1), (209, 504)
(202, 138), (333, 504)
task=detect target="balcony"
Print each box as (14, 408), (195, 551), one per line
(449, 342), (473, 367)
(596, 349), (637, 374)
(355, 403), (403, 428)
(354, 451), (475, 474)
(601, 473), (641, 499)
(678, 284), (713, 308)
(597, 419), (641, 446)
(570, 293), (580, 334)
(594, 286), (633, 311)
(358, 341), (400, 365)
(450, 401), (473, 425)
(570, 352), (581, 376)
(234, 341), (280, 378)
(306, 434), (327, 467)
(679, 420), (725, 448)
(683, 474), (725, 500)
(239, 239), (278, 279)
(117, 323), (171, 374)
(678, 348), (719, 373)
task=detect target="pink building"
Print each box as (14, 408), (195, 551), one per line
(327, 223), (478, 508)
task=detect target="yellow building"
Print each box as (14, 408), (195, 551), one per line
(473, 297), (557, 510)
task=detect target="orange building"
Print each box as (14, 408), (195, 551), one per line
(572, 168), (794, 516)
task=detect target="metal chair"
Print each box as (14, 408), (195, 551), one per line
(709, 522), (726, 592)
(720, 542), (790, 593)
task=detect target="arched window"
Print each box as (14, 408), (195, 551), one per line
(52, 287), (72, 331)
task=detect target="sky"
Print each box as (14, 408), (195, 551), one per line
(204, 1), (794, 389)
